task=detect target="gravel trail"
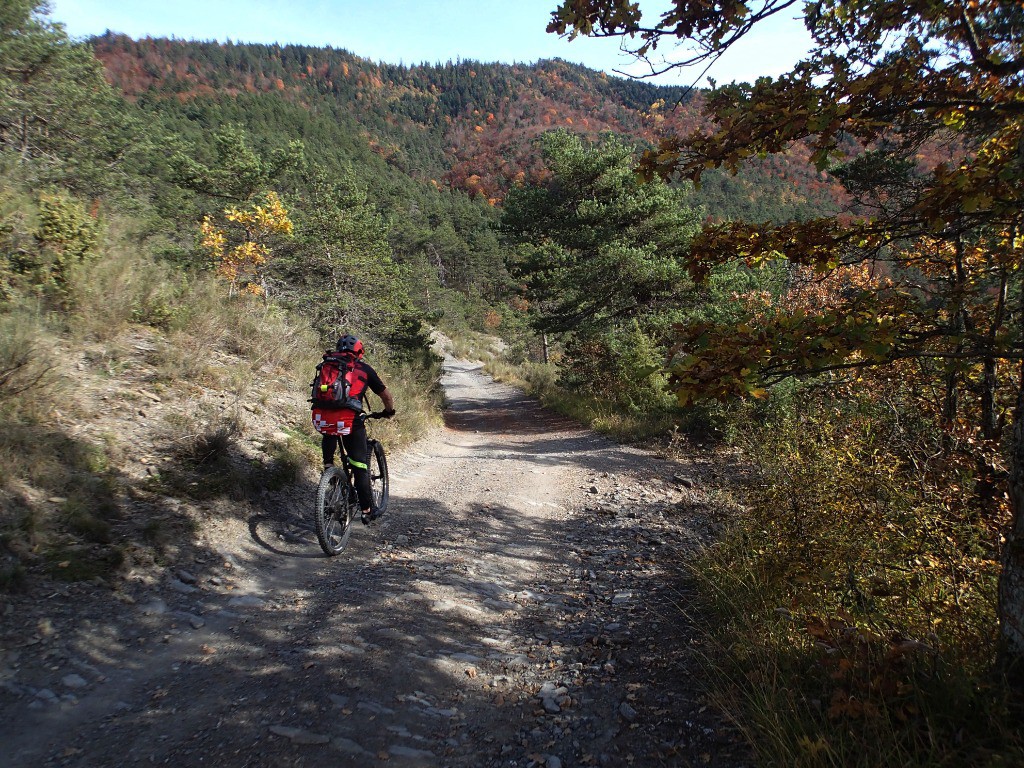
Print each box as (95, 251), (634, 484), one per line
(0, 357), (747, 767)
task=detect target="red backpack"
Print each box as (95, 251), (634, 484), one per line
(310, 352), (368, 435)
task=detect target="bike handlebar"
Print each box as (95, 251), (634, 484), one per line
(358, 411), (393, 423)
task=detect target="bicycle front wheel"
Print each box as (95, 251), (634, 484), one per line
(368, 440), (389, 514)
(314, 465), (355, 556)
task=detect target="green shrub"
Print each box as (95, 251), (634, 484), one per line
(0, 180), (97, 303)
(558, 322), (675, 415)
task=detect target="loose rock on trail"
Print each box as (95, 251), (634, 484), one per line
(0, 355), (748, 767)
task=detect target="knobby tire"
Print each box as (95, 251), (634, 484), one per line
(315, 465), (354, 556)
(368, 439), (389, 514)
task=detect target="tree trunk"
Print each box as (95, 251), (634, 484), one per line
(542, 332), (549, 365)
(976, 358), (1001, 508)
(1000, 369), (1024, 672)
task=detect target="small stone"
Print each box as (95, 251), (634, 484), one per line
(36, 688), (57, 701)
(546, 757), (563, 768)
(619, 702), (638, 722)
(612, 591), (634, 605)
(393, 535), (411, 546)
(61, 674), (88, 689)
(167, 579), (198, 595)
(176, 570), (198, 585)
(269, 725), (330, 745)
(188, 616), (206, 630)
(423, 706), (458, 718)
(389, 745), (435, 759)
(332, 737), (367, 754)
(588, 486), (599, 494)
(228, 595), (265, 609)
(542, 698), (561, 714)
(356, 701), (396, 716)
(294, 730), (331, 745)
(672, 474), (695, 488)
(47, 497), (68, 504)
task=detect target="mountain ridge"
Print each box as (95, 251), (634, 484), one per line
(90, 32), (847, 219)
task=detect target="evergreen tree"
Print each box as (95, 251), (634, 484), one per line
(501, 129), (701, 335)
(0, 1), (139, 192)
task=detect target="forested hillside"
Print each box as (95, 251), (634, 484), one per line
(90, 33), (847, 223)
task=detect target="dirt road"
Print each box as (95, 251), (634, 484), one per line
(1, 357), (746, 767)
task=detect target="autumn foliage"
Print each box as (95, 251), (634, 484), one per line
(199, 191), (293, 296)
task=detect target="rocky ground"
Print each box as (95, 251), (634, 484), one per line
(0, 354), (749, 767)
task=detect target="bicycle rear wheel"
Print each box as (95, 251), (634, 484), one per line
(368, 440), (389, 514)
(315, 465), (355, 556)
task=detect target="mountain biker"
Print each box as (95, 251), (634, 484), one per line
(313, 334), (395, 524)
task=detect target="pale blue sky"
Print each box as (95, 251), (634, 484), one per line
(49, 0), (813, 87)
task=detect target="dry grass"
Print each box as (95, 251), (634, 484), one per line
(446, 329), (504, 363)
(0, 305), (56, 410)
(68, 227), (183, 340)
(0, 244), (326, 584)
(687, 407), (1022, 767)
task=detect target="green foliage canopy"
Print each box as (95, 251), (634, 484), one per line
(500, 129), (701, 335)
(0, 1), (139, 192)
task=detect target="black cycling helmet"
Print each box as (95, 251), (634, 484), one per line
(336, 334), (364, 358)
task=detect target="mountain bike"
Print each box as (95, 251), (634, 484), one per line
(314, 413), (389, 556)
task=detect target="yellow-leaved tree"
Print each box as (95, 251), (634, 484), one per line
(199, 191), (293, 296)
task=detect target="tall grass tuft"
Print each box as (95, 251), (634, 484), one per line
(67, 220), (185, 340)
(0, 305), (54, 408)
